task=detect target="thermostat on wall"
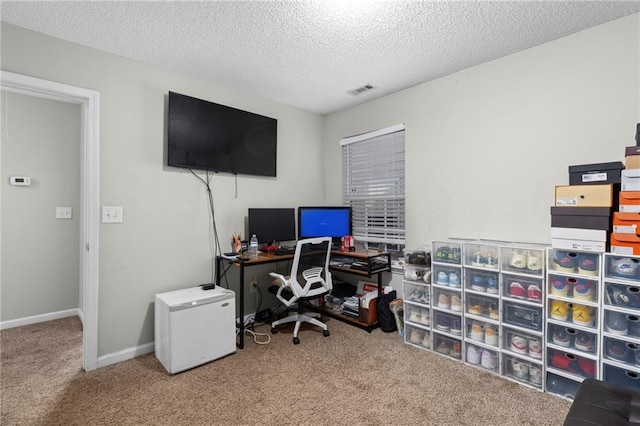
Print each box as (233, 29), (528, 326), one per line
(9, 176), (31, 186)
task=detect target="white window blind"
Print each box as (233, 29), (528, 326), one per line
(341, 124), (405, 247)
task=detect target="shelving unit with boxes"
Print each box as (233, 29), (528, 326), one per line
(601, 253), (640, 393)
(402, 250), (432, 351)
(462, 241), (501, 375)
(545, 248), (601, 399)
(430, 240), (465, 361)
(500, 243), (547, 390)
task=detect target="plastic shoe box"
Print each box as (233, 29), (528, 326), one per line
(433, 311), (462, 337)
(465, 293), (499, 321)
(402, 264), (429, 283)
(603, 336), (640, 367)
(547, 347), (597, 379)
(603, 309), (640, 338)
(603, 282), (640, 310)
(568, 161), (623, 185)
(433, 287), (460, 313)
(462, 242), (500, 270)
(547, 323), (598, 355)
(546, 372), (581, 400)
(548, 248), (601, 276)
(402, 282), (430, 304)
(602, 364), (640, 393)
(433, 334), (461, 360)
(432, 264), (461, 287)
(547, 299), (598, 330)
(405, 323), (430, 350)
(464, 268), (499, 294)
(503, 354), (543, 388)
(503, 301), (542, 331)
(502, 273), (544, 304)
(432, 241), (462, 265)
(500, 246), (545, 275)
(548, 274), (599, 303)
(465, 342), (498, 372)
(605, 254), (640, 280)
(404, 304), (430, 327)
(502, 327), (543, 359)
(465, 318), (499, 348)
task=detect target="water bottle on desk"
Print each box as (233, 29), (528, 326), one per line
(249, 234), (258, 258)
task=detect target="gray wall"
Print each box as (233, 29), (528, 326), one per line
(1, 23), (325, 356)
(324, 14), (640, 249)
(1, 92), (81, 320)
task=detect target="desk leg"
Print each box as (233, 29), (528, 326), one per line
(238, 263), (245, 349)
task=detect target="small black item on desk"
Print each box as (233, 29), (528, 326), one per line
(275, 247), (295, 255)
(236, 255), (250, 261)
(201, 283), (216, 290)
(223, 252), (236, 256)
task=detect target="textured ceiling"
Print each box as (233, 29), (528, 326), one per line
(2, 1), (640, 115)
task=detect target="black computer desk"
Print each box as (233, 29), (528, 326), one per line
(216, 249), (391, 349)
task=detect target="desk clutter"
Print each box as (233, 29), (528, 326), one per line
(323, 281), (399, 329)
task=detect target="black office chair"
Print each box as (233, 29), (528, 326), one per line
(269, 237), (333, 344)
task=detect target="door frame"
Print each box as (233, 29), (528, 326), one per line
(1, 70), (100, 371)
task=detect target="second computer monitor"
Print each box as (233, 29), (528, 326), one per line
(298, 206), (352, 246)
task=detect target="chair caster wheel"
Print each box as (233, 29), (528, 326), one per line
(271, 327), (278, 334)
(323, 330), (330, 337)
(293, 337), (300, 345)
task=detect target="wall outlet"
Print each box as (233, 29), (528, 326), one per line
(250, 275), (258, 293)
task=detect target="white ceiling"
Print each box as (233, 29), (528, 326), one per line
(2, 1), (640, 115)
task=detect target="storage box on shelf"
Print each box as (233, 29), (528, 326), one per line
(402, 257), (431, 351)
(431, 240), (464, 361)
(601, 253), (640, 393)
(545, 248), (602, 399)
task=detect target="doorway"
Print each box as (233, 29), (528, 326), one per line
(0, 71), (99, 371)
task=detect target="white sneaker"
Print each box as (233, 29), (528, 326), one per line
(409, 329), (423, 344)
(419, 311), (430, 326)
(467, 345), (481, 364)
(450, 294), (461, 312)
(421, 333), (431, 349)
(484, 325), (498, 346)
(470, 321), (484, 342)
(529, 365), (542, 385)
(409, 309), (421, 323)
(511, 359), (529, 380)
(481, 349), (497, 371)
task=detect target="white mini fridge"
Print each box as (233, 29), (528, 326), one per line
(155, 285), (236, 374)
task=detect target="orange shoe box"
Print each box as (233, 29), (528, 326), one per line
(619, 191), (640, 213)
(555, 184), (613, 207)
(613, 212), (640, 233)
(610, 233), (640, 256)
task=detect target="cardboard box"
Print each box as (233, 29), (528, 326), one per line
(620, 191), (640, 213)
(551, 238), (606, 253)
(622, 169), (640, 191)
(569, 161), (623, 185)
(611, 233), (640, 256)
(550, 206), (611, 230)
(626, 145), (640, 169)
(551, 227), (608, 242)
(555, 184), (613, 207)
(613, 212), (640, 233)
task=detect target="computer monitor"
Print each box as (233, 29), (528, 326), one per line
(298, 206), (352, 247)
(247, 208), (296, 246)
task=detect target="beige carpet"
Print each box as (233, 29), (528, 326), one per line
(1, 316), (571, 425)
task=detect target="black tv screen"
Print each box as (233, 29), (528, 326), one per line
(167, 91), (277, 177)
(248, 208), (296, 245)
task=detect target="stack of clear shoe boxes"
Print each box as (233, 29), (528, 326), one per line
(429, 240), (465, 361)
(402, 248), (432, 351)
(500, 244), (546, 390)
(601, 253), (640, 393)
(462, 241), (501, 375)
(545, 248), (601, 399)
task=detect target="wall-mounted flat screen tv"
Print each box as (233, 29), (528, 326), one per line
(167, 91), (277, 177)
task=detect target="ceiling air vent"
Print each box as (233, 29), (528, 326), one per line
(347, 83), (376, 96)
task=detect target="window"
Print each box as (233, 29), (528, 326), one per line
(341, 124), (405, 252)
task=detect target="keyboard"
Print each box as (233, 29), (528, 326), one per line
(275, 247), (295, 255)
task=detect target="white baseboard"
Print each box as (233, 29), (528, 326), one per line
(96, 341), (155, 369)
(0, 308), (80, 330)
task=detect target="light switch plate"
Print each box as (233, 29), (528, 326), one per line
(102, 206), (123, 223)
(56, 206), (73, 219)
